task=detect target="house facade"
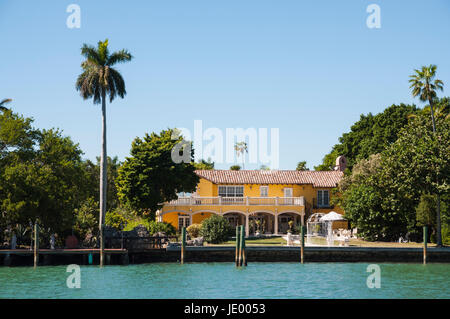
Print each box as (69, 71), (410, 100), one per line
(158, 157), (347, 237)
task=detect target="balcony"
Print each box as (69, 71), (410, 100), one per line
(166, 196), (305, 206)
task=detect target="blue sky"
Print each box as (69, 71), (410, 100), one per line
(1, 0), (449, 169)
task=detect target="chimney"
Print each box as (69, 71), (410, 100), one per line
(334, 155), (347, 172)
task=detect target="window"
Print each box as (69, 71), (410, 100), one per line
(260, 186), (268, 197)
(317, 190), (330, 207)
(218, 185), (244, 197)
(178, 216), (190, 229)
(284, 188), (293, 197)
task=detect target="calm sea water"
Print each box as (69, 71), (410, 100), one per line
(0, 263), (449, 299)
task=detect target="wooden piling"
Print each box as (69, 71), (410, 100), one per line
(181, 226), (186, 264)
(242, 225), (247, 267)
(33, 223), (39, 268)
(239, 225), (244, 267)
(301, 225), (305, 264)
(235, 226), (240, 267)
(423, 226), (428, 264)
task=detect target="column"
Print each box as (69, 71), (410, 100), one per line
(245, 214), (249, 237)
(274, 214), (279, 235)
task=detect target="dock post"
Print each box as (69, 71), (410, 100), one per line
(235, 226), (240, 266)
(239, 225), (244, 267)
(181, 226), (186, 264)
(423, 226), (428, 264)
(33, 223), (39, 268)
(301, 225), (305, 264)
(242, 225), (247, 267)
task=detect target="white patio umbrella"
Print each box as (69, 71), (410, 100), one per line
(320, 211), (346, 221)
(320, 212), (346, 246)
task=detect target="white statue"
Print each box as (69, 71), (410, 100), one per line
(50, 234), (55, 250)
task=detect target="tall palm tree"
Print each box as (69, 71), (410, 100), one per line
(0, 98), (12, 111)
(409, 64), (444, 246)
(76, 39), (133, 265)
(234, 141), (248, 169)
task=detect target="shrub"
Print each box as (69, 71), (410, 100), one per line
(149, 221), (176, 236)
(187, 223), (202, 238)
(105, 209), (130, 230)
(123, 219), (176, 236)
(199, 215), (232, 244)
(73, 198), (99, 240)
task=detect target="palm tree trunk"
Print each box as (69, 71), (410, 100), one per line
(99, 91), (108, 265)
(429, 98), (442, 247)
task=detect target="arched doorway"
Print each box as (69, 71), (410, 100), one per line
(277, 212), (302, 234)
(223, 212), (246, 229)
(249, 212), (275, 235)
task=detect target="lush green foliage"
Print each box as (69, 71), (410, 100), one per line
(83, 156), (121, 211)
(315, 104), (419, 171)
(296, 161), (309, 171)
(193, 158), (214, 170)
(0, 113), (89, 235)
(340, 114), (450, 241)
(116, 129), (199, 220)
(230, 165), (241, 170)
(199, 215), (233, 244)
(73, 197), (99, 240)
(123, 219), (176, 236)
(416, 194), (437, 228)
(76, 39), (133, 104)
(105, 209), (129, 230)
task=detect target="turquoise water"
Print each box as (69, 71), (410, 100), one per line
(0, 263), (449, 299)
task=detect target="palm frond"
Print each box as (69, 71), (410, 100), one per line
(107, 49), (133, 66)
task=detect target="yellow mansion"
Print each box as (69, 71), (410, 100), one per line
(158, 157), (347, 237)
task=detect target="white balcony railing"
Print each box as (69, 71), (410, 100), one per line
(166, 196), (304, 206)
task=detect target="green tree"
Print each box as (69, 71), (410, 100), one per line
(76, 39), (133, 263)
(0, 109), (39, 162)
(230, 165), (241, 170)
(73, 197), (99, 244)
(193, 158), (214, 170)
(116, 129), (199, 220)
(83, 156), (121, 211)
(315, 104), (419, 171)
(0, 98), (12, 111)
(296, 161), (309, 171)
(0, 129), (88, 234)
(382, 114), (449, 244)
(409, 65), (445, 246)
(416, 194), (436, 230)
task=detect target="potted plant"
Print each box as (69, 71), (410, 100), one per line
(287, 220), (294, 234)
(255, 220), (261, 237)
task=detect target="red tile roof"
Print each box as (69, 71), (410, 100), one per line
(195, 170), (343, 188)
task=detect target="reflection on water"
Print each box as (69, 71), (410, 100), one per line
(0, 262), (449, 299)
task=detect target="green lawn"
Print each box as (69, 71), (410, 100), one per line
(207, 236), (287, 246)
(204, 236), (437, 248)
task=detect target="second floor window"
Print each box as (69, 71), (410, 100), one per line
(317, 190), (330, 207)
(260, 186), (268, 197)
(218, 185), (244, 197)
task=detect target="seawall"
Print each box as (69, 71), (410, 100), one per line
(1, 246), (450, 266)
